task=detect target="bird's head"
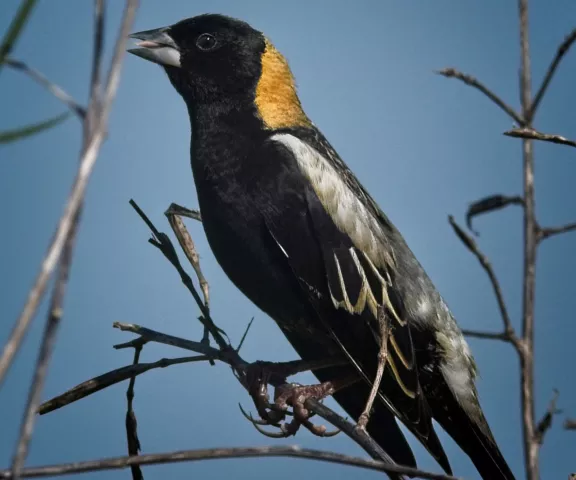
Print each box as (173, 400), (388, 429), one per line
(128, 13), (310, 129)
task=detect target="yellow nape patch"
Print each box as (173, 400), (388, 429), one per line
(255, 40), (311, 130)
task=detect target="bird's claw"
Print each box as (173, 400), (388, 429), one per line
(240, 381), (340, 438)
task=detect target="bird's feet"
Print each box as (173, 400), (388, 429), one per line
(239, 359), (346, 438)
(241, 380), (341, 438)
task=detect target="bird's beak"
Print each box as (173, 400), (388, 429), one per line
(127, 27), (181, 68)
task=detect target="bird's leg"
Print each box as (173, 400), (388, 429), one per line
(357, 306), (391, 430)
(242, 357), (345, 425)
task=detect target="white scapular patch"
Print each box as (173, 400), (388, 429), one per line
(270, 133), (393, 270)
(436, 331), (476, 406)
(441, 362), (472, 399)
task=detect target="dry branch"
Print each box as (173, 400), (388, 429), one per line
(125, 343), (144, 480)
(504, 127), (576, 148)
(539, 222), (576, 241)
(530, 28), (576, 118)
(4, 58), (86, 118)
(435, 68), (523, 124)
(38, 354), (209, 415)
(447, 216), (519, 347)
(0, 446), (461, 480)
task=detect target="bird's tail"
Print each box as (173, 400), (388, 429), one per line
(428, 384), (516, 480)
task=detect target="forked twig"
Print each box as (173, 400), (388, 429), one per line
(435, 68), (523, 125)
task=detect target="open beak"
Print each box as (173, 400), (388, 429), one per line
(127, 27), (181, 68)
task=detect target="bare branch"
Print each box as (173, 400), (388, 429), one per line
(4, 58), (86, 118)
(125, 344), (144, 480)
(164, 204), (213, 361)
(539, 221), (576, 241)
(534, 390), (561, 444)
(129, 199), (232, 354)
(436, 68), (523, 125)
(113, 322), (232, 362)
(461, 330), (512, 342)
(0, 445), (461, 480)
(530, 28), (576, 118)
(165, 203), (202, 222)
(236, 317), (254, 352)
(466, 194), (524, 235)
(165, 209), (210, 308)
(38, 354), (209, 415)
(0, 0), (139, 389)
(448, 216), (519, 348)
(504, 127), (576, 148)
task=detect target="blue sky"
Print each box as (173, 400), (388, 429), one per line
(1, 1), (575, 479)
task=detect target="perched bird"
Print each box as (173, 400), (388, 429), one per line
(128, 14), (515, 480)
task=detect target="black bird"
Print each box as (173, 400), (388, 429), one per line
(128, 14), (515, 480)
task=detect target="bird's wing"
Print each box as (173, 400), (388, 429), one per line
(260, 131), (451, 474)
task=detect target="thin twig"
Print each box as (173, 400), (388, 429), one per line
(113, 322), (232, 363)
(0, 445), (462, 480)
(0, 0), (138, 390)
(165, 203), (202, 222)
(460, 330), (511, 342)
(38, 354), (209, 415)
(165, 209), (210, 308)
(435, 68), (523, 125)
(125, 344), (144, 480)
(448, 216), (520, 348)
(164, 206), (213, 362)
(530, 28), (576, 119)
(130, 199), (231, 354)
(504, 127), (576, 148)
(539, 222), (576, 241)
(4, 58), (86, 118)
(466, 194), (524, 236)
(236, 318), (254, 352)
(10, 213), (79, 478)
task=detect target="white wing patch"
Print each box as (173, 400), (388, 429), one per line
(436, 330), (478, 413)
(271, 133), (394, 270)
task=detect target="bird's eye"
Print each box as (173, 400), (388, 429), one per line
(196, 33), (217, 51)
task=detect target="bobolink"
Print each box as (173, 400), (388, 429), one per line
(128, 14), (515, 480)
